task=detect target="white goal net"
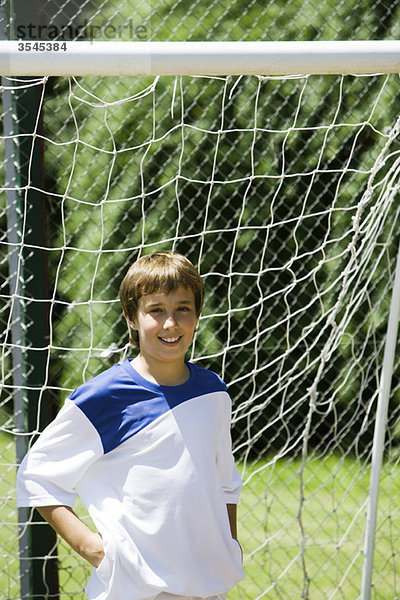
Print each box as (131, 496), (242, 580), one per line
(2, 61), (400, 599)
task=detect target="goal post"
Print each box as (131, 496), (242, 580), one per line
(361, 239), (400, 600)
(2, 41), (400, 600)
(1, 40), (400, 76)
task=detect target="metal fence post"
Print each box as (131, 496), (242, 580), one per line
(4, 0), (60, 597)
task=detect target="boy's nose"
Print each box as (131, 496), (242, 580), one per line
(164, 314), (177, 328)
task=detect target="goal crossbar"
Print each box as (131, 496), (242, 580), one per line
(1, 40), (400, 76)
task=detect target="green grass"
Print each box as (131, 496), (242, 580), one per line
(0, 428), (20, 599)
(2, 430), (400, 600)
(230, 456), (400, 600)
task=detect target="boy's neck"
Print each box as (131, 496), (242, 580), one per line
(130, 355), (190, 387)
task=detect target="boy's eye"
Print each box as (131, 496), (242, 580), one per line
(147, 305), (192, 314)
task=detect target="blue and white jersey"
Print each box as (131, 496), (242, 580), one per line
(17, 360), (245, 600)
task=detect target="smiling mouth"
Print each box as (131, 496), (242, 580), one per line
(159, 336), (182, 345)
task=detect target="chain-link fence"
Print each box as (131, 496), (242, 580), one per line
(2, 1), (400, 599)
(7, 0), (400, 43)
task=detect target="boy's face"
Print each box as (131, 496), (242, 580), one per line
(126, 286), (199, 366)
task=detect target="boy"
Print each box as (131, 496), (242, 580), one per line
(17, 251), (245, 600)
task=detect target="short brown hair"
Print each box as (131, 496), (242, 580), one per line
(119, 251), (204, 348)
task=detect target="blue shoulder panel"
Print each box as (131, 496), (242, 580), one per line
(69, 360), (225, 454)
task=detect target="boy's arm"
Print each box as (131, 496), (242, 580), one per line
(226, 503), (238, 540)
(227, 503), (243, 559)
(37, 505), (104, 568)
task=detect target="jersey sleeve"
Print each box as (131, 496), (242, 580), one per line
(16, 399), (104, 508)
(216, 393), (243, 504)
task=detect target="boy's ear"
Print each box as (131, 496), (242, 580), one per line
(124, 312), (138, 331)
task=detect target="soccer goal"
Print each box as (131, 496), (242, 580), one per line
(2, 41), (400, 600)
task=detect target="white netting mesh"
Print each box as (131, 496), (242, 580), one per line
(1, 69), (400, 599)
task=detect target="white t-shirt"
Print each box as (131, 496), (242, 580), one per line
(17, 360), (245, 600)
